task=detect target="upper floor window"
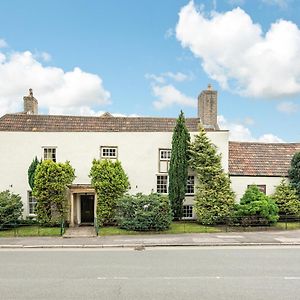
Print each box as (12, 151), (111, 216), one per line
(159, 149), (171, 160)
(101, 146), (118, 159)
(159, 149), (171, 173)
(186, 175), (195, 195)
(43, 147), (56, 162)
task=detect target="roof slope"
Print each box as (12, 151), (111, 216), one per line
(229, 142), (300, 177)
(0, 114), (202, 132)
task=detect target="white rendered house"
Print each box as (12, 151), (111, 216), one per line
(0, 86), (299, 224)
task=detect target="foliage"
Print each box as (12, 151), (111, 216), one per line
(289, 152), (300, 197)
(235, 185), (279, 225)
(117, 193), (173, 231)
(189, 127), (235, 225)
(90, 159), (129, 226)
(33, 160), (75, 225)
(0, 190), (23, 227)
(28, 156), (40, 190)
(168, 111), (190, 220)
(271, 179), (300, 217)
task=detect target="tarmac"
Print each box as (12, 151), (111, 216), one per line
(1, 229), (300, 249)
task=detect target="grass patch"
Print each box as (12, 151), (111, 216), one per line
(275, 222), (300, 230)
(99, 222), (222, 236)
(0, 226), (61, 237)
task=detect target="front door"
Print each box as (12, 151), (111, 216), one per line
(80, 195), (94, 224)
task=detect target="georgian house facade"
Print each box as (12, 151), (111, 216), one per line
(0, 86), (299, 224)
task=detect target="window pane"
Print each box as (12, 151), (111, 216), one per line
(186, 175), (195, 194)
(183, 205), (193, 218)
(157, 175), (168, 194)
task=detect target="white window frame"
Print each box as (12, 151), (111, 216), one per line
(186, 175), (195, 195)
(156, 175), (168, 194)
(42, 147), (57, 162)
(28, 191), (37, 216)
(159, 149), (171, 161)
(182, 205), (193, 219)
(100, 146), (118, 159)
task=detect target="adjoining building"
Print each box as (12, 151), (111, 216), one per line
(0, 86), (299, 224)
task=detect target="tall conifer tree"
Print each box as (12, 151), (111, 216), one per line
(189, 127), (235, 225)
(168, 111), (190, 219)
(289, 152), (300, 197)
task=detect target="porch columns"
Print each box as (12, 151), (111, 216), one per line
(70, 193), (74, 227)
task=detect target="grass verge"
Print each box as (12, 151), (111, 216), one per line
(0, 226), (61, 237)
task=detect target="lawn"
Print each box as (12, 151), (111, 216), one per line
(0, 226), (61, 237)
(275, 222), (300, 230)
(99, 222), (222, 236)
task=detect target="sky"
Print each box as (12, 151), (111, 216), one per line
(0, 0), (299, 142)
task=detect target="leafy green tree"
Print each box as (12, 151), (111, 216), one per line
(289, 152), (300, 197)
(235, 185), (279, 225)
(189, 127), (235, 225)
(168, 111), (190, 220)
(117, 193), (172, 231)
(89, 159), (129, 226)
(33, 160), (75, 225)
(0, 190), (23, 227)
(28, 157), (40, 190)
(271, 179), (300, 217)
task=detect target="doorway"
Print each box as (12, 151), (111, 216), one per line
(80, 195), (94, 224)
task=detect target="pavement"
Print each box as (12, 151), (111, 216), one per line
(1, 229), (300, 248)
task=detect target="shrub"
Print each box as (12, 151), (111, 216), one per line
(90, 159), (129, 226)
(271, 179), (300, 217)
(0, 190), (23, 227)
(33, 160), (75, 225)
(235, 185), (279, 226)
(189, 127), (235, 225)
(117, 193), (173, 231)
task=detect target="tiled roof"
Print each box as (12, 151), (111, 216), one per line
(0, 113), (207, 132)
(229, 142), (300, 177)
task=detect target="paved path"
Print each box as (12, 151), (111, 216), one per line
(0, 229), (300, 248)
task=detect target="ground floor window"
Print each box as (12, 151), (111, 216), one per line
(157, 175), (168, 194)
(248, 184), (266, 194)
(28, 191), (37, 215)
(183, 205), (193, 219)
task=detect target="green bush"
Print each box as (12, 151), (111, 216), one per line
(117, 193), (173, 231)
(271, 179), (300, 217)
(0, 190), (23, 227)
(90, 159), (129, 226)
(234, 185), (279, 226)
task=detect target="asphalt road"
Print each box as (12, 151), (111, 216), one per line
(0, 246), (300, 300)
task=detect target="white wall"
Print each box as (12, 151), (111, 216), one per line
(0, 130), (229, 216)
(230, 176), (284, 202)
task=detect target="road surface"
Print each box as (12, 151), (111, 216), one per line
(0, 246), (299, 299)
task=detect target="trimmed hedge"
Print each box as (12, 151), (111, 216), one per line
(117, 193), (173, 231)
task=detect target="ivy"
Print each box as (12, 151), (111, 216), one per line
(33, 160), (75, 225)
(89, 159), (129, 226)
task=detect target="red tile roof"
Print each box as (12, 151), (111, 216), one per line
(229, 142), (300, 177)
(0, 113), (208, 132)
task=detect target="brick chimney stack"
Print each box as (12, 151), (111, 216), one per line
(23, 88), (38, 115)
(198, 84), (219, 130)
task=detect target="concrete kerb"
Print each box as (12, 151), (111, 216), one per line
(1, 242), (300, 249)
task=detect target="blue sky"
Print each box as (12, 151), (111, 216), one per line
(0, 0), (299, 142)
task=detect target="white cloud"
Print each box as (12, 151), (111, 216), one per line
(41, 52), (51, 62)
(152, 84), (196, 109)
(0, 39), (7, 48)
(244, 117), (255, 125)
(0, 50), (111, 116)
(218, 115), (284, 142)
(277, 101), (298, 113)
(145, 73), (165, 84)
(163, 72), (189, 82)
(176, 2), (300, 99)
